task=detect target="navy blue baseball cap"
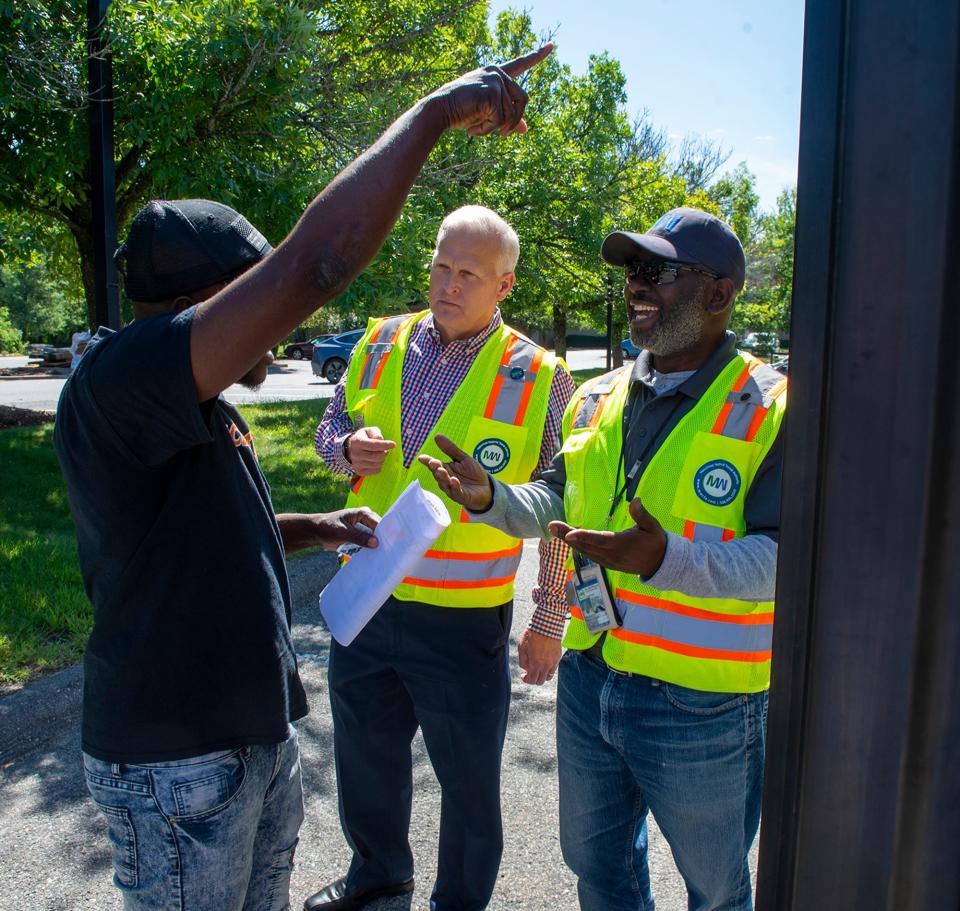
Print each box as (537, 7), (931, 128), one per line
(601, 207), (745, 292)
(115, 199), (272, 302)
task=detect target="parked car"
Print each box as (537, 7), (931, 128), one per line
(740, 331), (780, 357)
(621, 337), (640, 359)
(772, 356), (789, 375)
(311, 329), (364, 383)
(282, 334), (333, 360)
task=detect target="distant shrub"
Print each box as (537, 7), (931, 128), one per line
(0, 306), (24, 354)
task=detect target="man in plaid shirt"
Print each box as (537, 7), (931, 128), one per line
(309, 206), (575, 911)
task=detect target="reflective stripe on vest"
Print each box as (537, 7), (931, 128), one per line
(609, 589), (773, 662)
(357, 315), (410, 390)
(402, 542), (524, 589)
(570, 370), (621, 430)
(684, 358), (776, 544)
(569, 597), (774, 664)
(484, 335), (545, 425)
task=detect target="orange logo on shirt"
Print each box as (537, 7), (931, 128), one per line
(226, 421), (254, 449)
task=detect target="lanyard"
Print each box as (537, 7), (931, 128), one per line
(607, 385), (686, 519)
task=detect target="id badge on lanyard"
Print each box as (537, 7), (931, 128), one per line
(572, 551), (622, 634)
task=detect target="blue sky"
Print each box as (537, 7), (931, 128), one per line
(488, 0), (805, 211)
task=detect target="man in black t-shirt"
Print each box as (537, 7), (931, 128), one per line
(54, 47), (553, 911)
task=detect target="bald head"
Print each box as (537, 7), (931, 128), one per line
(435, 205), (519, 274)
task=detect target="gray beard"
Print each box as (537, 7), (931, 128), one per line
(631, 281), (708, 357)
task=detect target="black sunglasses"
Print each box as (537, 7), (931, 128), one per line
(625, 260), (720, 285)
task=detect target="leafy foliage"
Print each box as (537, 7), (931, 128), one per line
(733, 188), (796, 341)
(0, 1), (795, 354)
(0, 304), (22, 352)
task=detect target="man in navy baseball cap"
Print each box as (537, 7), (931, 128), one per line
(600, 207), (746, 369)
(601, 206), (745, 291)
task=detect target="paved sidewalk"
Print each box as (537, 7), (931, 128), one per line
(0, 543), (756, 910)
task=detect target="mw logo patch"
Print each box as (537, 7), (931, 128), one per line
(474, 438), (510, 474)
(693, 459), (741, 507)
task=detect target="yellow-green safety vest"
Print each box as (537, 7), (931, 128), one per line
(560, 352), (787, 692)
(343, 310), (561, 608)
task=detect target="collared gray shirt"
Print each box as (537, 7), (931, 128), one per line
(478, 331), (784, 602)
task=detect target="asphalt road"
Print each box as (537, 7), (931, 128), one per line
(0, 542), (758, 911)
(0, 357), (335, 412)
(0, 350), (614, 413)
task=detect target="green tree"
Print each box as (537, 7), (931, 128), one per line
(466, 12), (695, 360)
(0, 305), (23, 353)
(0, 262), (83, 345)
(707, 162), (760, 247)
(733, 188), (795, 343)
(1, 0), (487, 327)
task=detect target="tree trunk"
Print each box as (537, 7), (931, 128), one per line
(612, 305), (626, 370)
(552, 301), (567, 361)
(68, 219), (98, 331)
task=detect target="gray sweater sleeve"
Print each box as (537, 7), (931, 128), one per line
(646, 533), (778, 602)
(476, 462), (778, 603)
(480, 476), (566, 540)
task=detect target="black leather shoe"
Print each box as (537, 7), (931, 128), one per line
(303, 875), (415, 911)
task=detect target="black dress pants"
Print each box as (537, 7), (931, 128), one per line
(328, 595), (513, 911)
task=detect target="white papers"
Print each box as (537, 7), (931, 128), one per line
(319, 479), (451, 645)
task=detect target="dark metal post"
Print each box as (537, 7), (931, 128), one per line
(757, 0), (960, 908)
(87, 0), (120, 329)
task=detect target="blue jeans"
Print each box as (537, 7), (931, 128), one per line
(556, 650), (767, 911)
(82, 727), (304, 911)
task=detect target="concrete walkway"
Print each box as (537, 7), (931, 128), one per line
(0, 543), (756, 910)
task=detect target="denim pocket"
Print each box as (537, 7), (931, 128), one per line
(163, 750), (248, 820)
(94, 802), (138, 889)
(662, 682), (747, 716)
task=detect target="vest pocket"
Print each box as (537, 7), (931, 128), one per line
(671, 431), (760, 529)
(462, 415), (531, 484)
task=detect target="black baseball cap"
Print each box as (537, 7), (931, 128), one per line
(114, 199), (272, 302)
(601, 207), (745, 292)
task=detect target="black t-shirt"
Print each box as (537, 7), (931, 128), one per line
(54, 308), (307, 762)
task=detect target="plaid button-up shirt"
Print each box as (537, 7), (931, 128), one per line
(314, 310), (575, 639)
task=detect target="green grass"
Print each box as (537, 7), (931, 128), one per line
(571, 366), (616, 386)
(239, 399), (352, 514)
(0, 400), (351, 687)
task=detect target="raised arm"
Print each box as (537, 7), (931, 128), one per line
(189, 47), (553, 401)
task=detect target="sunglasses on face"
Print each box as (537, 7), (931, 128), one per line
(625, 260), (720, 285)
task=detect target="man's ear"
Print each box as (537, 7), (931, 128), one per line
(172, 295), (195, 313)
(497, 272), (516, 301)
(705, 277), (736, 316)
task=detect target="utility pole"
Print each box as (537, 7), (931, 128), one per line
(605, 272), (614, 371)
(87, 0), (120, 330)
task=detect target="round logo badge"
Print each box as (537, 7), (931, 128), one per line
(693, 459), (742, 507)
(510, 366), (525, 381)
(473, 438), (511, 474)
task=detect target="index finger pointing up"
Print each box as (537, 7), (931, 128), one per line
(498, 43), (554, 79)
